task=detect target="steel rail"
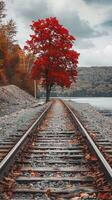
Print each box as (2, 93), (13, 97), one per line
(62, 100), (112, 182)
(0, 102), (52, 181)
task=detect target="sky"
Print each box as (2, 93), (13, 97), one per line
(5, 0), (112, 67)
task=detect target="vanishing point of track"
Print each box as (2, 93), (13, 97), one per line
(0, 99), (112, 200)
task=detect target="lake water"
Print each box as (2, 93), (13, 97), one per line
(63, 97), (112, 117)
(66, 97), (112, 110)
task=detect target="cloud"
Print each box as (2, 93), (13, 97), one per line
(79, 44), (112, 66)
(75, 39), (95, 49)
(60, 14), (106, 39)
(6, 0), (112, 66)
(100, 20), (112, 27)
(11, 0), (50, 23)
(7, 0), (106, 40)
(83, 0), (112, 5)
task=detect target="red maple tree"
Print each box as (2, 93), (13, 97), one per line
(25, 17), (79, 102)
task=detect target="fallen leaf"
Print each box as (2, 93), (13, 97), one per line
(70, 197), (81, 200)
(98, 192), (112, 200)
(80, 192), (89, 198)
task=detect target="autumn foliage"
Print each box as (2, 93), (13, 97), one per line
(25, 17), (79, 102)
(0, 0), (19, 84)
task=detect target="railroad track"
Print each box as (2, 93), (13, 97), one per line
(0, 99), (112, 200)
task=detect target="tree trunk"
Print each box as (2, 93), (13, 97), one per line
(34, 80), (37, 99)
(46, 85), (51, 103)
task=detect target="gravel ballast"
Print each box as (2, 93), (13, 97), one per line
(67, 101), (112, 142)
(0, 104), (47, 141)
(0, 85), (46, 141)
(0, 84), (112, 144)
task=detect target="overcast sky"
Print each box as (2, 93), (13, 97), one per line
(6, 0), (112, 67)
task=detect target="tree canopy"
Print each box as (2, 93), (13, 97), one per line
(25, 17), (79, 102)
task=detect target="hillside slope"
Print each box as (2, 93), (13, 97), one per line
(74, 67), (112, 96)
(0, 85), (37, 116)
(50, 67), (112, 97)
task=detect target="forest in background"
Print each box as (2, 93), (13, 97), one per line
(0, 0), (35, 95)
